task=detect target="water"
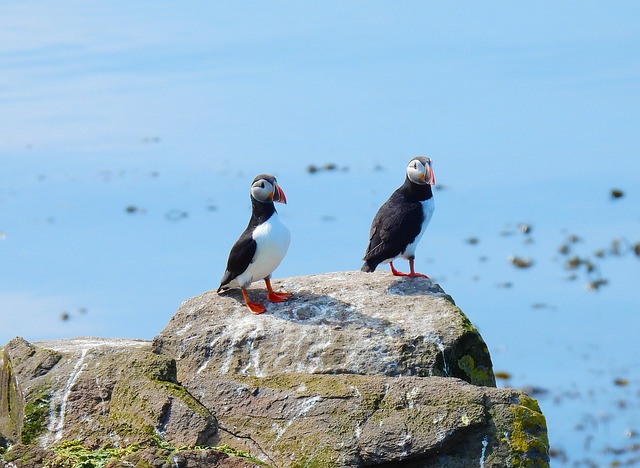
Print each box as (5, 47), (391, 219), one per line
(2, 2), (640, 465)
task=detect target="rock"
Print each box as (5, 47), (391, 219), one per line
(1, 271), (549, 467)
(0, 444), (53, 467)
(0, 337), (217, 450)
(192, 373), (548, 467)
(153, 271), (495, 386)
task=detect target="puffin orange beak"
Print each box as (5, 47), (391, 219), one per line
(426, 163), (435, 185)
(273, 184), (287, 204)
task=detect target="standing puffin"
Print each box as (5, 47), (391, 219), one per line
(218, 174), (292, 313)
(362, 156), (436, 277)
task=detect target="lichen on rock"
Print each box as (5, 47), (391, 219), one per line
(507, 395), (550, 466)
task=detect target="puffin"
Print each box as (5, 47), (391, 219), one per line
(361, 156), (436, 277)
(217, 174), (292, 313)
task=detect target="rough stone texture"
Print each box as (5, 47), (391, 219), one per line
(0, 444), (52, 468)
(0, 337), (217, 450)
(153, 271), (495, 386)
(193, 374), (548, 467)
(0, 271), (549, 467)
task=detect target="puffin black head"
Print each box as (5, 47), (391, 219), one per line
(406, 156), (436, 186)
(250, 174), (287, 204)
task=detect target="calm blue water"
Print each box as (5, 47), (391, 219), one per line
(2, 2), (639, 465)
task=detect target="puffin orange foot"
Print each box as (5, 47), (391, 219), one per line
(392, 270), (410, 277)
(391, 260), (430, 279)
(247, 302), (266, 314)
(242, 289), (266, 314)
(267, 291), (292, 303)
(390, 262), (410, 277)
(407, 259), (429, 279)
(264, 278), (292, 303)
(408, 272), (430, 279)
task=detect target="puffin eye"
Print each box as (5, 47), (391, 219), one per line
(259, 181), (265, 188)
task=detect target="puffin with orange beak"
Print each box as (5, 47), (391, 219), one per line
(218, 174), (292, 313)
(362, 156), (436, 277)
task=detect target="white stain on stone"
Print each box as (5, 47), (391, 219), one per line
(175, 323), (192, 336)
(45, 348), (89, 445)
(398, 433), (412, 457)
(96, 377), (107, 416)
(434, 337), (449, 376)
(219, 344), (235, 375)
(479, 435), (489, 466)
(406, 387), (420, 409)
(217, 317), (265, 375)
(193, 335), (220, 373)
(240, 330), (263, 376)
(36, 337), (149, 353)
(273, 396), (321, 443)
(354, 421), (362, 439)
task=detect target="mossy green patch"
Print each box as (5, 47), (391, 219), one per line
(455, 308), (478, 334)
(457, 355), (494, 387)
(1, 354), (19, 440)
(507, 396), (550, 467)
(154, 379), (214, 421)
(272, 433), (342, 468)
(44, 440), (269, 468)
(239, 373), (359, 398)
(289, 449), (340, 468)
(49, 440), (140, 468)
(213, 444), (268, 465)
(20, 386), (51, 445)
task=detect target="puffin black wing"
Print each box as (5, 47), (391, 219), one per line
(362, 192), (424, 272)
(218, 229), (257, 291)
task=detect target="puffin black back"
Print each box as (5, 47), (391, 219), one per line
(361, 156), (436, 277)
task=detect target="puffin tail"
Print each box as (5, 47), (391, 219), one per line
(361, 261), (376, 273)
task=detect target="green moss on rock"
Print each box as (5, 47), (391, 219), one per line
(457, 355), (494, 387)
(43, 440), (269, 468)
(239, 374), (357, 398)
(154, 379), (214, 421)
(289, 449), (340, 468)
(20, 386), (51, 445)
(50, 440), (141, 467)
(508, 396), (550, 467)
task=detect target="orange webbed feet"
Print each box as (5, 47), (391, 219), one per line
(265, 278), (292, 303)
(390, 260), (430, 279)
(267, 291), (293, 302)
(242, 289), (266, 314)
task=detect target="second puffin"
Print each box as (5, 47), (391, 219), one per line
(218, 174), (292, 313)
(362, 156), (436, 278)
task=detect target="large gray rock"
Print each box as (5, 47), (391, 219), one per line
(153, 271), (495, 386)
(0, 271), (549, 467)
